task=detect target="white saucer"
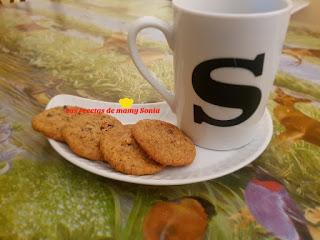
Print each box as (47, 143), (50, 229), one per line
(46, 94), (273, 186)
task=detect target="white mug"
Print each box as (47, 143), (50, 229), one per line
(128, 0), (292, 150)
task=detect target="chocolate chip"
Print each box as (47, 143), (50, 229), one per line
(101, 124), (114, 131)
(167, 129), (174, 134)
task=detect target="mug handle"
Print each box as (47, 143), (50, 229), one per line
(128, 16), (175, 112)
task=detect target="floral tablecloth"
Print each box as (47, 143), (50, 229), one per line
(0, 1), (320, 239)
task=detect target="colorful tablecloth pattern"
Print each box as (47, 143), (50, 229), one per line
(0, 1), (319, 239)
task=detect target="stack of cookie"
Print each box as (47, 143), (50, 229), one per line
(32, 106), (196, 175)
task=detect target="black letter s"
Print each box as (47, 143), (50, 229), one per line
(192, 54), (264, 127)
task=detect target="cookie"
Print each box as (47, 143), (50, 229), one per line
(32, 106), (81, 142)
(62, 114), (121, 161)
(132, 120), (196, 166)
(100, 125), (163, 175)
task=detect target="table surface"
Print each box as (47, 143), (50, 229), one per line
(0, 1), (320, 240)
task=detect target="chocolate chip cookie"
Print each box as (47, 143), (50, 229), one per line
(132, 120), (196, 166)
(100, 125), (163, 175)
(32, 106), (80, 142)
(62, 114), (121, 161)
